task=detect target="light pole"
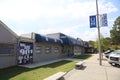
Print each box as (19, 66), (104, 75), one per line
(96, 0), (102, 65)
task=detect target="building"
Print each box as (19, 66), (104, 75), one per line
(47, 33), (85, 56)
(33, 33), (66, 63)
(0, 21), (85, 69)
(84, 41), (95, 53)
(0, 21), (18, 68)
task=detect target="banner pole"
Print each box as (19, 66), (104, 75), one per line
(96, 0), (102, 65)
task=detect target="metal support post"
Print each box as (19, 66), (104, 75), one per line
(96, 0), (102, 65)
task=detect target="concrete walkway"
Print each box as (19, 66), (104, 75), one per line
(19, 58), (83, 68)
(64, 54), (120, 80)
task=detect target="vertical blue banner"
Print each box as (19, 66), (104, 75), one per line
(90, 15), (96, 28)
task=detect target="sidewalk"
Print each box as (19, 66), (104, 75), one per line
(64, 54), (120, 80)
(19, 58), (83, 68)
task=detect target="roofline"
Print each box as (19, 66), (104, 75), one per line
(19, 36), (34, 42)
(0, 20), (18, 38)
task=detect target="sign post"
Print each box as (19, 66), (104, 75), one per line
(96, 0), (102, 65)
(89, 0), (108, 66)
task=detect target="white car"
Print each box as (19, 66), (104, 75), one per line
(108, 50), (120, 66)
(104, 50), (114, 58)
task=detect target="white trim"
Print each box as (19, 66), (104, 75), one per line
(19, 36), (34, 42)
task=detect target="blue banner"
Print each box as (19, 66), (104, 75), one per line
(90, 15), (96, 28)
(18, 42), (33, 65)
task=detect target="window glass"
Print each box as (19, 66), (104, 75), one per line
(36, 46), (42, 53)
(45, 46), (51, 53)
(54, 47), (59, 53)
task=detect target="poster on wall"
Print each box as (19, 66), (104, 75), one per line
(18, 42), (33, 65)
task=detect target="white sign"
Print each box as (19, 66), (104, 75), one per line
(100, 14), (108, 27)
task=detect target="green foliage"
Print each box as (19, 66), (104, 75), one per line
(94, 34), (111, 51)
(101, 37), (111, 50)
(94, 39), (98, 49)
(94, 16), (120, 50)
(110, 16), (120, 45)
(111, 45), (120, 50)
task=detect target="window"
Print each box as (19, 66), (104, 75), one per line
(54, 47), (59, 53)
(36, 46), (42, 53)
(0, 43), (14, 54)
(45, 46), (51, 53)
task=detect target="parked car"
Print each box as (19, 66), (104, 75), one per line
(108, 50), (120, 66)
(104, 50), (114, 58)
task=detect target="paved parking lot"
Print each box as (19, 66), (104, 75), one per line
(64, 54), (120, 80)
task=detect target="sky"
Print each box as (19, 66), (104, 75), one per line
(0, 0), (120, 41)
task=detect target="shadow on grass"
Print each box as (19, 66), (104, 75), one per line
(0, 66), (30, 80)
(41, 60), (72, 68)
(0, 60), (73, 80)
(73, 54), (92, 59)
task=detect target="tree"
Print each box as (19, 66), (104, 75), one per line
(101, 37), (111, 51)
(94, 34), (111, 52)
(110, 16), (120, 45)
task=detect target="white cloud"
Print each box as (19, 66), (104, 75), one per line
(1, 0), (116, 21)
(0, 0), (117, 21)
(99, 2), (118, 14)
(37, 24), (82, 35)
(100, 27), (110, 37)
(0, 0), (118, 41)
(81, 29), (98, 41)
(80, 27), (111, 41)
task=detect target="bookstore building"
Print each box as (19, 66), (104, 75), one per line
(0, 21), (85, 69)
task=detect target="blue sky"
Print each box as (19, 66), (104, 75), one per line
(0, 0), (120, 41)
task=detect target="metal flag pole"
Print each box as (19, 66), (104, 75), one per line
(96, 0), (102, 65)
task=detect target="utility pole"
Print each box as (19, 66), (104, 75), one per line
(96, 0), (102, 65)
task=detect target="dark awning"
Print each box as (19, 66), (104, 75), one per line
(35, 33), (84, 46)
(60, 33), (84, 46)
(35, 33), (63, 44)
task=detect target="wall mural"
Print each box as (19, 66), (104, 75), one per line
(18, 42), (33, 65)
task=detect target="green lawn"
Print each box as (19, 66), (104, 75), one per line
(73, 54), (92, 59)
(0, 60), (76, 80)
